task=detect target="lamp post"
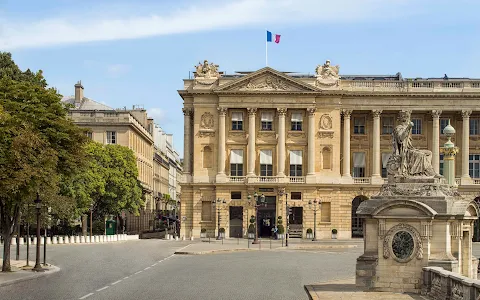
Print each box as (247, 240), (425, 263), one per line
(212, 199), (226, 240)
(33, 193), (44, 272)
(277, 188), (289, 247)
(89, 205), (93, 241)
(247, 192), (266, 244)
(308, 199), (321, 241)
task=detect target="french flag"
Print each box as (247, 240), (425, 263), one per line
(266, 30), (281, 43)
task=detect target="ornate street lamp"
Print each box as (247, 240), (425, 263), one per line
(278, 188), (289, 247)
(32, 193), (44, 272)
(212, 198), (227, 240)
(247, 192), (266, 244)
(308, 199), (322, 241)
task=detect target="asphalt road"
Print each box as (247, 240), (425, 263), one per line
(0, 240), (362, 300)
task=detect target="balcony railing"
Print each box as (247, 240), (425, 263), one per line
(473, 179), (480, 185)
(258, 176), (279, 183)
(353, 177), (371, 184)
(342, 80), (480, 92)
(227, 176), (245, 183)
(289, 176), (305, 183)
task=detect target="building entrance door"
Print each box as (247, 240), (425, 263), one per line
(257, 196), (276, 237)
(229, 206), (243, 238)
(352, 196), (367, 238)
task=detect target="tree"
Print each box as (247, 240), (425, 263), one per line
(66, 142), (144, 221)
(0, 52), (88, 271)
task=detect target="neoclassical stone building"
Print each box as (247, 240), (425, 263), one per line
(178, 60), (480, 239)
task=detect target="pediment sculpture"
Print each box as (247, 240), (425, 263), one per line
(239, 75), (288, 91)
(315, 60), (340, 88)
(387, 110), (440, 179)
(194, 60), (220, 80)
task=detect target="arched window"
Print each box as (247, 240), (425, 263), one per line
(322, 147), (332, 170)
(203, 146), (213, 168)
(352, 195), (368, 238)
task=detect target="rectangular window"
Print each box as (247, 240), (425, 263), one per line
(231, 192), (242, 200)
(381, 153), (391, 178)
(260, 149), (273, 176)
(201, 202), (212, 221)
(86, 131), (93, 139)
(106, 131), (117, 144)
(382, 117), (394, 134)
(440, 119), (449, 135)
(411, 118), (422, 135)
(231, 112), (243, 131)
(291, 112), (303, 131)
(230, 149), (244, 176)
(353, 117), (365, 134)
(290, 192), (302, 200)
(470, 119), (479, 136)
(289, 150), (303, 176)
(469, 154), (480, 178)
(352, 152), (366, 177)
(261, 112), (274, 131)
(439, 154), (444, 176)
(320, 202), (331, 222)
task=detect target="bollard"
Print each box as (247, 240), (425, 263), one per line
(182, 236), (185, 241)
(75, 236), (80, 244)
(53, 236), (58, 244)
(12, 237), (17, 246)
(190, 236), (194, 241)
(33, 237), (37, 245)
(47, 237), (52, 245)
(175, 236), (179, 241)
(19, 237), (24, 246)
(80, 236), (85, 243)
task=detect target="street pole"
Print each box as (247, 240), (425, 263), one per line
(90, 208), (93, 241)
(253, 205), (259, 244)
(33, 194), (43, 272)
(216, 207), (221, 240)
(43, 227), (47, 266)
(313, 202), (317, 241)
(285, 193), (289, 247)
(16, 212), (20, 261)
(26, 221), (30, 266)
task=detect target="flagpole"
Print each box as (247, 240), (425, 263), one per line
(265, 29), (268, 67)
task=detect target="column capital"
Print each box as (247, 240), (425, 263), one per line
(247, 108), (257, 116)
(341, 109), (352, 118)
(182, 108), (194, 116)
(217, 107), (228, 116)
(277, 108), (287, 116)
(461, 109), (472, 119)
(307, 107), (317, 116)
(372, 110), (382, 118)
(431, 110), (442, 119)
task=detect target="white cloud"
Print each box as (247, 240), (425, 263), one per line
(148, 107), (167, 123)
(0, 0), (416, 50)
(106, 64), (130, 78)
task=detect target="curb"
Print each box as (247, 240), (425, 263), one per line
(174, 244), (358, 255)
(174, 248), (258, 255)
(304, 285), (318, 300)
(287, 245), (358, 250)
(0, 265), (60, 288)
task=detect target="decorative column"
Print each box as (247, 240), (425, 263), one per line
(440, 120), (458, 186)
(182, 108), (193, 181)
(461, 109), (472, 184)
(277, 108), (287, 177)
(342, 110), (353, 180)
(306, 107), (316, 183)
(431, 110), (442, 174)
(216, 107), (228, 182)
(371, 110), (382, 183)
(247, 108), (257, 177)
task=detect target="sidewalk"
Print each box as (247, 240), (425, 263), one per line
(0, 259), (60, 287)
(174, 238), (362, 255)
(304, 278), (426, 300)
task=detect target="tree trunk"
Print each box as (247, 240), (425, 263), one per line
(2, 233), (12, 272)
(82, 215), (87, 236)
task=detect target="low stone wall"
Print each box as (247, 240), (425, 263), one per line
(422, 266), (480, 300)
(2, 234), (139, 246)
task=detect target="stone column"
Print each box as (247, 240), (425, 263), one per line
(307, 107), (317, 176)
(277, 108), (287, 177)
(247, 108), (257, 176)
(182, 108), (193, 180)
(431, 110), (442, 174)
(216, 107), (228, 182)
(461, 110), (472, 184)
(371, 110), (382, 183)
(342, 110), (353, 179)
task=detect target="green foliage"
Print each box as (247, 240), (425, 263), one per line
(277, 225), (285, 234)
(331, 228), (338, 234)
(201, 228), (207, 233)
(0, 52), (88, 271)
(306, 228), (312, 234)
(248, 224), (255, 233)
(92, 220), (105, 235)
(249, 215), (255, 224)
(219, 228), (225, 233)
(277, 216), (283, 225)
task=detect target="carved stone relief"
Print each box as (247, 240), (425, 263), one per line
(194, 60), (220, 79)
(239, 76), (288, 91)
(200, 112), (214, 129)
(317, 131), (334, 139)
(383, 223), (423, 262)
(319, 114), (333, 130)
(315, 60), (340, 88)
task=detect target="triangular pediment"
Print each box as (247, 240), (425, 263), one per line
(215, 67), (320, 93)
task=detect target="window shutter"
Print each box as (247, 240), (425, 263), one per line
(261, 112), (274, 122)
(230, 149), (244, 164)
(291, 112), (302, 122)
(353, 152), (366, 167)
(260, 150), (273, 164)
(231, 112), (243, 121)
(289, 150), (303, 165)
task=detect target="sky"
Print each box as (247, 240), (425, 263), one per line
(1, 0), (480, 157)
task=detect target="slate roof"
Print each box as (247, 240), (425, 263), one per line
(62, 96), (114, 111)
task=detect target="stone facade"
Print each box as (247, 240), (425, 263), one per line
(178, 60), (480, 240)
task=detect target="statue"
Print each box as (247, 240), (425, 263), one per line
(194, 60), (220, 79)
(315, 60), (340, 87)
(388, 110), (439, 178)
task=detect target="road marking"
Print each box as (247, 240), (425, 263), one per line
(152, 263), (157, 266)
(123, 276), (129, 279)
(96, 286), (109, 292)
(111, 280), (122, 285)
(144, 266), (151, 270)
(134, 270), (142, 275)
(79, 293), (94, 299)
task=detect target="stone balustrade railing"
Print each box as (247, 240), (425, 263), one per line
(422, 265), (480, 300)
(342, 80), (480, 92)
(3, 234), (139, 246)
